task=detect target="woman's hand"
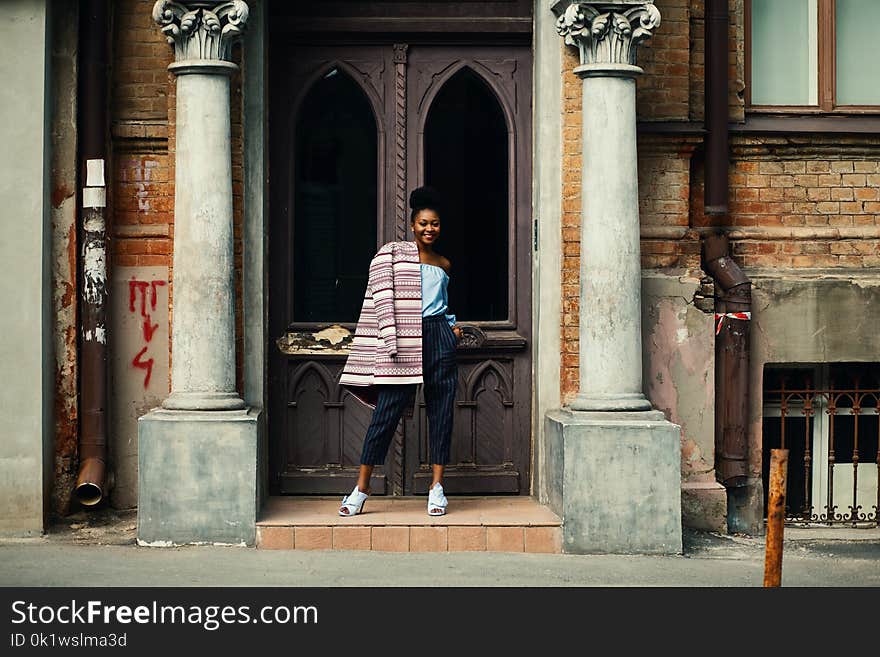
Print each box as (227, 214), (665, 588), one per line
(452, 325), (462, 342)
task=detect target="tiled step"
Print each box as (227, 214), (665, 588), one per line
(256, 496), (562, 553)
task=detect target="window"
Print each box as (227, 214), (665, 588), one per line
(293, 68), (377, 323)
(762, 363), (879, 526)
(747, 0), (880, 111)
(424, 68), (510, 321)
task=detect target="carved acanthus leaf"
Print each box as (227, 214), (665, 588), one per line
(152, 1), (249, 63)
(554, 1), (661, 69)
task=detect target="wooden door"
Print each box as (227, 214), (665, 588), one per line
(268, 40), (532, 495)
(403, 45), (532, 494)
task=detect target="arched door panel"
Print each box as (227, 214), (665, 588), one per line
(269, 46), (396, 495)
(404, 46), (531, 494)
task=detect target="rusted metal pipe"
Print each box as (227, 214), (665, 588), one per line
(703, 232), (751, 491)
(763, 448), (788, 587)
(704, 0), (729, 215)
(74, 0), (111, 507)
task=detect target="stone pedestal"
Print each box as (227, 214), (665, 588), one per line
(138, 409), (259, 545)
(138, 1), (256, 546)
(546, 409), (682, 553)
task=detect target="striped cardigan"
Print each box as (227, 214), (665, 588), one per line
(340, 241), (423, 407)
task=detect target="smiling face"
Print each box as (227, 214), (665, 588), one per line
(411, 208), (441, 248)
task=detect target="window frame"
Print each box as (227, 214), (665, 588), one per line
(745, 0), (880, 114)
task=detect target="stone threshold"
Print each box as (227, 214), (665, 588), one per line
(256, 496), (563, 553)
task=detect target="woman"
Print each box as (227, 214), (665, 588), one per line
(338, 187), (461, 516)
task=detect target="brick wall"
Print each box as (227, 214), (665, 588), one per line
(722, 145), (880, 269)
(638, 136), (701, 270)
(561, 45), (582, 401)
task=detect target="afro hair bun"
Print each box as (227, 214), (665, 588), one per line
(409, 186), (442, 213)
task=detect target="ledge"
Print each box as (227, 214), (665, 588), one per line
(732, 114), (880, 135)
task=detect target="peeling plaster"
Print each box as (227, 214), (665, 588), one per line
(643, 278), (716, 481)
(83, 215), (104, 232)
(84, 325), (106, 345)
(133, 159), (159, 213)
(278, 324), (353, 354)
(51, 183), (74, 209)
(48, 0), (79, 519)
(82, 240), (107, 306)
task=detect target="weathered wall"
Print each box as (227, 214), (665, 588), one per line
(49, 0), (79, 517)
(642, 273), (724, 531)
(743, 273), (880, 534)
(719, 139), (880, 269)
(109, 266), (170, 508)
(0, 0), (53, 535)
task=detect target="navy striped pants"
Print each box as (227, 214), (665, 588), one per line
(360, 315), (458, 465)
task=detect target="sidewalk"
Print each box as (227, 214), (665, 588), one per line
(1, 508), (878, 587)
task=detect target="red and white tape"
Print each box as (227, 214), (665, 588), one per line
(714, 311), (751, 335)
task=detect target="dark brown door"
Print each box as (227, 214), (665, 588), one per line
(268, 40), (532, 496)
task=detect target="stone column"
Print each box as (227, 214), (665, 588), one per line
(556, 0), (661, 411)
(545, 1), (682, 554)
(138, 1), (258, 547)
(154, 0), (248, 411)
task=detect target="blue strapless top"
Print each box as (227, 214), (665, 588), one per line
(420, 264), (456, 327)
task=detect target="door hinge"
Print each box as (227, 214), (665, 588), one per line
(533, 217), (538, 251)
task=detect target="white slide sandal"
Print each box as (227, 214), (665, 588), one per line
(338, 485), (368, 517)
(427, 483), (448, 516)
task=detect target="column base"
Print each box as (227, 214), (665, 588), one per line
(569, 392), (653, 412)
(545, 408), (682, 554)
(162, 391), (246, 411)
(137, 407), (260, 546)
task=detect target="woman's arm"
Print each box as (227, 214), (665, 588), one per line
(443, 257), (461, 341)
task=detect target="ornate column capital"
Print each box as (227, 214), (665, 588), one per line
(152, 1), (249, 74)
(551, 1), (661, 77)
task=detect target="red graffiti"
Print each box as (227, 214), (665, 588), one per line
(129, 279), (166, 316)
(142, 317), (159, 342)
(131, 346), (154, 388)
(128, 278), (166, 388)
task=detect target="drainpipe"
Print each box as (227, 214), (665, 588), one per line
(704, 0), (729, 215)
(75, 0), (111, 506)
(702, 233), (751, 530)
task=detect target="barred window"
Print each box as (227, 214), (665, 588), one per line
(762, 363), (880, 526)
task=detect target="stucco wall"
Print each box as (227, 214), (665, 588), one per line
(642, 272), (726, 532)
(0, 0), (53, 536)
(741, 272), (880, 533)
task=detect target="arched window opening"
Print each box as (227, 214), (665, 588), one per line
(293, 68), (377, 322)
(424, 67), (509, 321)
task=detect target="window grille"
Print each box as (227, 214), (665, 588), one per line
(763, 363), (879, 527)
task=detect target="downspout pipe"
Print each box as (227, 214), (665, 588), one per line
(704, 0), (729, 215)
(702, 232), (751, 498)
(75, 0), (111, 506)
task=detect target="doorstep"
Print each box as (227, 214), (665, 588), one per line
(256, 496), (563, 553)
